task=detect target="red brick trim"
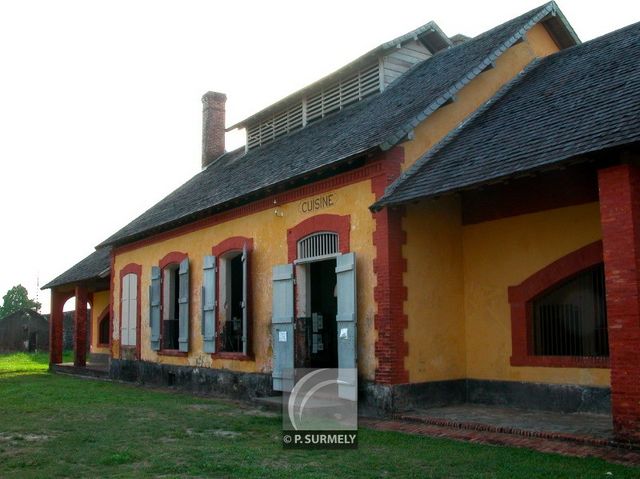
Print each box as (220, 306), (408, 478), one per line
(508, 241), (609, 368)
(113, 159), (385, 255)
(598, 162), (640, 443)
(119, 263), (142, 359)
(211, 237), (255, 359)
(371, 147), (409, 384)
(287, 214), (351, 263)
(96, 305), (110, 348)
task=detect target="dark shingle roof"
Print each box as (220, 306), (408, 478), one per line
(42, 247), (111, 290)
(99, 2), (569, 248)
(374, 21), (640, 209)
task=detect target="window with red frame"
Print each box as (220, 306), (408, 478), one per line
(531, 264), (608, 357)
(162, 263), (181, 350)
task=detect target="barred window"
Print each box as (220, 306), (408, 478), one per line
(532, 264), (608, 357)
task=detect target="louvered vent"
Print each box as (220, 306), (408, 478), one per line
(306, 63), (380, 124)
(246, 63), (380, 150)
(297, 232), (339, 260)
(247, 103), (304, 149)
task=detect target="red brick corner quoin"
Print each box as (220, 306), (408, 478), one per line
(371, 147), (409, 385)
(598, 163), (640, 444)
(508, 240), (609, 369)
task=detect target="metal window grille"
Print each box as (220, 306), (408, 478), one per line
(297, 232), (339, 261)
(532, 264), (608, 357)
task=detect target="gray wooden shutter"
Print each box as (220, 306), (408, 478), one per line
(202, 255), (217, 353)
(178, 257), (190, 352)
(272, 263), (294, 392)
(150, 266), (161, 351)
(336, 252), (357, 400)
(241, 243), (248, 355)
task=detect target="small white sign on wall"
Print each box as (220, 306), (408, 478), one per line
(278, 330), (288, 342)
(340, 328), (348, 340)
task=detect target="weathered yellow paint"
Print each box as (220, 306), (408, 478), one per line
(462, 202), (609, 387)
(403, 197), (466, 382)
(404, 200), (609, 387)
(91, 290), (110, 354)
(113, 179), (379, 380)
(401, 23), (560, 170)
(109, 23), (580, 388)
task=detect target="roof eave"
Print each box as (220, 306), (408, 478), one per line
(541, 3), (581, 48)
(99, 145), (379, 249)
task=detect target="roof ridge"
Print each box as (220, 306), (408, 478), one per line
(379, 2), (556, 150)
(373, 57), (545, 210)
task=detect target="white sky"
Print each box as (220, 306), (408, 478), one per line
(0, 0), (637, 314)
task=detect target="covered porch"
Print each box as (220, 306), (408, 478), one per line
(43, 247), (112, 370)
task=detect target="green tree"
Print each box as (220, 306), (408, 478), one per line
(0, 285), (41, 319)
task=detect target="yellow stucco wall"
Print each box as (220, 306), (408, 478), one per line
(403, 197), (466, 382)
(404, 200), (609, 387)
(112, 179), (379, 380)
(400, 22), (606, 386)
(401, 23), (560, 169)
(109, 23), (581, 387)
(463, 202), (609, 386)
(91, 290), (110, 354)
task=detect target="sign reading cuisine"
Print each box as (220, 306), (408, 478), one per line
(299, 193), (335, 214)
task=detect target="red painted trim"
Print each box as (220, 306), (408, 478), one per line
(159, 251), (187, 270)
(49, 289), (74, 365)
(286, 214), (350, 263)
(119, 263), (142, 359)
(109, 251), (115, 359)
(212, 237), (254, 258)
(211, 237), (254, 358)
(461, 165), (599, 225)
(508, 241), (609, 368)
(74, 285), (88, 367)
(211, 351), (254, 361)
(157, 350), (188, 357)
(113, 159), (385, 255)
(157, 252), (188, 354)
(96, 305), (110, 348)
(87, 292), (94, 349)
(371, 147), (409, 384)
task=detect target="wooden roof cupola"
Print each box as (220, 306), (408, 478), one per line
(229, 21), (452, 151)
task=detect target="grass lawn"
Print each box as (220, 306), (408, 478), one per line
(0, 353), (636, 478)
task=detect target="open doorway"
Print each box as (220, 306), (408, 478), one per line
(296, 258), (338, 368)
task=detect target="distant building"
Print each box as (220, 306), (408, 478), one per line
(0, 309), (49, 352)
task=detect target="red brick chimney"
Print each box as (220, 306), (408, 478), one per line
(202, 91), (227, 169)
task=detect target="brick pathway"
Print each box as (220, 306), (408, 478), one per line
(361, 417), (640, 466)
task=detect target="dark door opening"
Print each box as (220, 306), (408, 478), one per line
(306, 259), (338, 368)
